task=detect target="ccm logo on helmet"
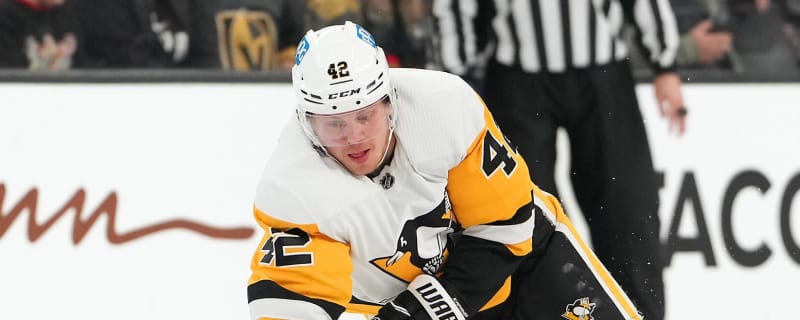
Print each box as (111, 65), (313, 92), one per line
(329, 88), (361, 99)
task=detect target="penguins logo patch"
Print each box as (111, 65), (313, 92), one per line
(370, 195), (459, 282)
(561, 297), (596, 320)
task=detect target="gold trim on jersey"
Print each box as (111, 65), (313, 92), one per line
(447, 102), (532, 234)
(253, 206), (320, 233)
(479, 276), (512, 312)
(446, 101), (537, 312)
(532, 187), (643, 320)
(250, 207), (353, 309)
(557, 214), (643, 319)
(505, 238), (533, 257)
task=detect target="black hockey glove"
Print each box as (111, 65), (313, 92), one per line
(371, 274), (471, 320)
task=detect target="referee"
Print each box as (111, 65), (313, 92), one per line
(433, 1), (686, 319)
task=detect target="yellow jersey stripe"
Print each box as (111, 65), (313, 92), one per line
(532, 187), (642, 319)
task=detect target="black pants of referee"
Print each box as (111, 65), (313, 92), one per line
(482, 60), (665, 320)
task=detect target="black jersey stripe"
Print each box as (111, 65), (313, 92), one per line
(247, 280), (346, 317)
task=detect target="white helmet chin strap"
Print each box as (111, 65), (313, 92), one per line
(373, 107), (397, 170)
(375, 125), (396, 169)
(362, 120), (395, 178)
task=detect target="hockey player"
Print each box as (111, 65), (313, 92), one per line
(247, 21), (643, 320)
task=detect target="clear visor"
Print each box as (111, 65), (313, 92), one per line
(306, 98), (393, 147)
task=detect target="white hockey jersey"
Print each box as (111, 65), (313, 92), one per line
(248, 68), (554, 319)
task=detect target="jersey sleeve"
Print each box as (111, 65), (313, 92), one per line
(622, 0), (680, 74)
(442, 100), (535, 313)
(248, 201), (352, 319)
(432, 0), (496, 76)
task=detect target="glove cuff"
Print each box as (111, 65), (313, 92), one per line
(407, 274), (469, 320)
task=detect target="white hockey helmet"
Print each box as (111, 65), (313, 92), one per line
(292, 21), (395, 148)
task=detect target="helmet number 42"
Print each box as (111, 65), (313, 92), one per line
(328, 61), (350, 80)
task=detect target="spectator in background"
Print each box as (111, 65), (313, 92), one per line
(362, 0), (432, 68)
(72, 0), (189, 68)
(668, 0), (800, 73)
(270, 0), (363, 70)
(786, 0), (800, 65)
(0, 0), (84, 70)
(363, 0), (403, 67)
(725, 0), (800, 74)
(671, 0), (734, 68)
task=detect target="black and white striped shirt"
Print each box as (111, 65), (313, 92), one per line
(433, 0), (679, 75)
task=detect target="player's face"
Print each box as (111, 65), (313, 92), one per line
(308, 98), (394, 176)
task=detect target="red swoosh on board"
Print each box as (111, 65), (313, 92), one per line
(0, 184), (254, 244)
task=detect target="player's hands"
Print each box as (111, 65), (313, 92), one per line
(371, 274), (471, 320)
